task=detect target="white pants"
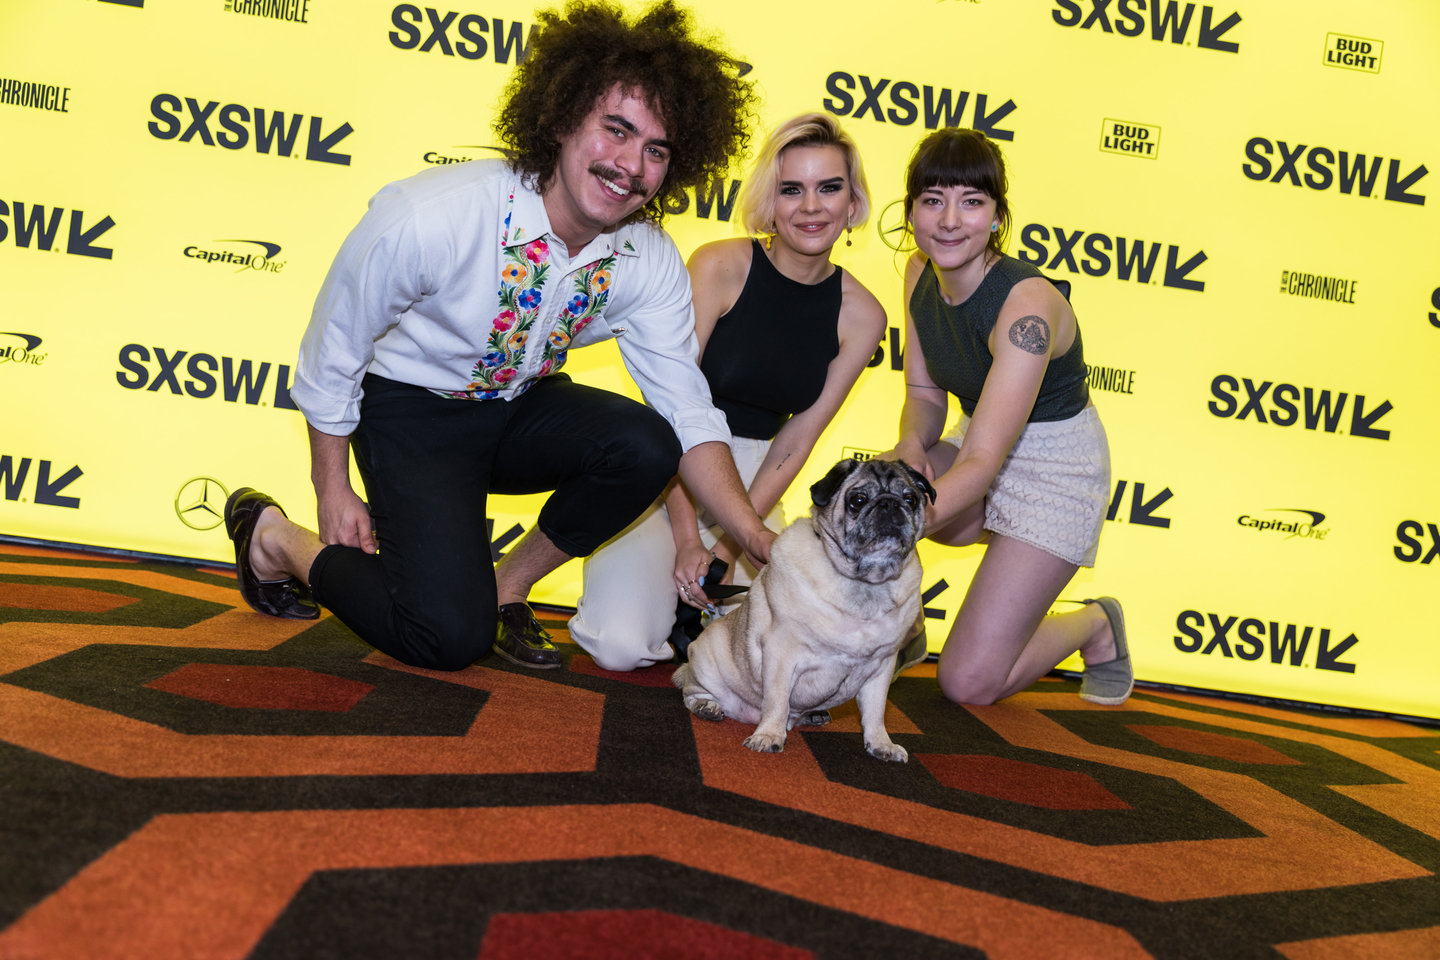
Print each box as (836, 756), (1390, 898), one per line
(568, 436), (785, 671)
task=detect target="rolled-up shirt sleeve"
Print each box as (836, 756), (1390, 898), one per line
(291, 189), (433, 436)
(612, 234), (731, 453)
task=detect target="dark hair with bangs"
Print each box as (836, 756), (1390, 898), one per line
(494, 0), (757, 227)
(903, 128), (1011, 260)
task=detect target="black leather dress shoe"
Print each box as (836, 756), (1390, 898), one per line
(224, 487), (320, 620)
(494, 602), (562, 669)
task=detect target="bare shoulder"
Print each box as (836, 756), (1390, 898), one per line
(904, 250), (929, 287)
(687, 237), (754, 281)
(1002, 274), (1067, 319)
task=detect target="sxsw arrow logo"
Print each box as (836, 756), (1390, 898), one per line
(1209, 376), (1393, 440)
(149, 94), (354, 166)
(1052, 2), (1241, 54)
(1243, 138), (1427, 206)
(0, 455), (84, 508)
(1018, 224), (1208, 292)
(306, 117), (354, 165)
(0, 200), (115, 259)
(1107, 480), (1172, 528)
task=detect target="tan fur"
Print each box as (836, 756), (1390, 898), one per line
(674, 514), (921, 762)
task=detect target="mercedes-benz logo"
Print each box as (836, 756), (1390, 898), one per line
(876, 198), (913, 252)
(175, 477), (230, 531)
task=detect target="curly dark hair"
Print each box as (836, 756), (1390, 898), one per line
(494, 0), (757, 226)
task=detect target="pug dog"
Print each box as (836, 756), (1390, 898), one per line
(672, 458), (935, 762)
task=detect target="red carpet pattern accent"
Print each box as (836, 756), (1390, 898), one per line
(0, 544), (1437, 959)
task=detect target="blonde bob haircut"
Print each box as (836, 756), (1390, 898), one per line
(738, 113), (872, 238)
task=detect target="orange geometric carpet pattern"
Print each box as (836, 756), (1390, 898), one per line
(0, 543), (1437, 959)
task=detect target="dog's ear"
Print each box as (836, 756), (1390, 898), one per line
(810, 458), (862, 506)
(899, 462), (937, 504)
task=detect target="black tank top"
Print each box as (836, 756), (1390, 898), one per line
(909, 255), (1089, 422)
(700, 240), (843, 440)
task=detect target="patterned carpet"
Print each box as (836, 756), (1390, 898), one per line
(1, 542), (1438, 959)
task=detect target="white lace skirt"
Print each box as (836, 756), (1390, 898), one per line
(942, 405), (1110, 567)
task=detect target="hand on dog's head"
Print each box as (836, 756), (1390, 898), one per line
(808, 458), (932, 584)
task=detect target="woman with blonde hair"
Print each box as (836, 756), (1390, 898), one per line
(569, 112), (890, 672)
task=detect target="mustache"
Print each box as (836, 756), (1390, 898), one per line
(589, 163), (645, 197)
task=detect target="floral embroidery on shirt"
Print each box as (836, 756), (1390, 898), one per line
(453, 210), (616, 399)
(535, 256), (615, 378)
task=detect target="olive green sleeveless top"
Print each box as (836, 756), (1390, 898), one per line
(909, 255), (1089, 422)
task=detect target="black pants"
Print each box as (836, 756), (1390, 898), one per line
(309, 373), (682, 670)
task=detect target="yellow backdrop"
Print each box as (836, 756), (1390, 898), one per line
(2, 0), (1436, 718)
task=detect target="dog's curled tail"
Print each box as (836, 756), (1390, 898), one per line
(671, 663), (692, 690)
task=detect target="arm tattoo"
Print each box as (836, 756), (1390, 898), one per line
(1008, 315), (1050, 355)
(774, 453), (792, 471)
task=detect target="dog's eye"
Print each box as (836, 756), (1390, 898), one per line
(902, 493), (917, 507)
(846, 492), (868, 511)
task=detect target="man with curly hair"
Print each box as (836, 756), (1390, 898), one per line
(224, 0), (773, 672)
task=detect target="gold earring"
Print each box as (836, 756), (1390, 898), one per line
(846, 226), (852, 247)
(765, 233), (772, 250)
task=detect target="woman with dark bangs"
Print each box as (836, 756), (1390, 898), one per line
(883, 128), (1132, 706)
(570, 113), (891, 672)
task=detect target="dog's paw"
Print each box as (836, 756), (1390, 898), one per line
(798, 710), (832, 727)
(743, 732), (786, 753)
(865, 740), (908, 763)
(684, 696), (725, 722)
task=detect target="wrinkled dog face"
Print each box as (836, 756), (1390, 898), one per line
(809, 459), (936, 584)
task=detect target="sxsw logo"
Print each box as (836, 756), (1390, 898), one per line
(389, 5), (536, 63)
(823, 72), (1017, 140)
(1174, 610), (1357, 673)
(1394, 521), (1440, 565)
(183, 239), (287, 276)
(0, 199), (115, 259)
(661, 179), (746, 222)
(0, 455), (83, 509)
(1242, 138), (1426, 206)
(0, 332), (47, 370)
(1237, 509), (1329, 543)
(1208, 376), (1392, 440)
(1018, 225), (1207, 292)
(116, 344), (301, 410)
(1431, 287), (1440, 329)
(1323, 33), (1381, 74)
(148, 94), (353, 166)
(1106, 479), (1172, 528)
(1052, 1), (1241, 53)
(866, 326), (906, 370)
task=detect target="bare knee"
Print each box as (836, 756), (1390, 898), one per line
(936, 661), (1007, 705)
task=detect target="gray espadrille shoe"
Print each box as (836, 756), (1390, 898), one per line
(1079, 597), (1132, 705)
